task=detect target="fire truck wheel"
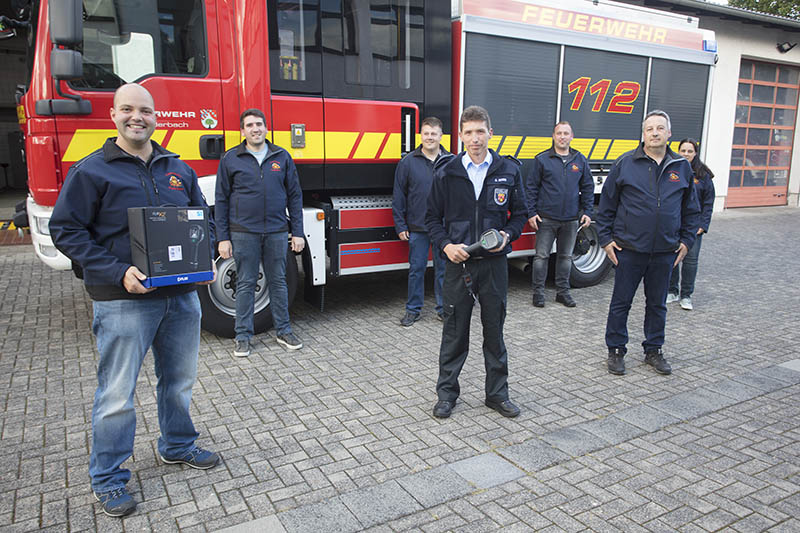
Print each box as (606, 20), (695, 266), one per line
(198, 248), (299, 338)
(570, 223), (612, 288)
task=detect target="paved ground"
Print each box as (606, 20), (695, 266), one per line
(1, 207), (799, 532)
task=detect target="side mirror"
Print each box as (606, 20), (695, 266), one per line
(49, 0), (82, 46)
(51, 49), (83, 80)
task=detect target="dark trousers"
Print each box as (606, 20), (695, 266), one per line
(436, 255), (509, 403)
(669, 233), (703, 298)
(532, 218), (578, 296)
(605, 249), (677, 353)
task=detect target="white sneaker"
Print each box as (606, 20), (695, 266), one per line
(666, 293), (679, 304)
(680, 297), (693, 310)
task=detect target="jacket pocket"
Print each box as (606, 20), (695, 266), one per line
(447, 220), (471, 246)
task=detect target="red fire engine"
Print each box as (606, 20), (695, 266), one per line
(12, 0), (716, 336)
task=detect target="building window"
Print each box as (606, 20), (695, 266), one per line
(728, 59), (799, 207)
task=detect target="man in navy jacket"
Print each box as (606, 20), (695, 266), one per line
(215, 109), (305, 356)
(426, 106), (527, 419)
(392, 117), (449, 326)
(596, 110), (700, 377)
(526, 121), (594, 308)
(50, 83), (220, 518)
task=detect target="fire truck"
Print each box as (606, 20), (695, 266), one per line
(11, 0), (716, 337)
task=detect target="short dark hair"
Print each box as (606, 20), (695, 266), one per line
(459, 105), (491, 131)
(553, 120), (572, 133)
(421, 116), (443, 131)
(240, 108), (266, 128)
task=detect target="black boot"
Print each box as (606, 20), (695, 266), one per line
(607, 347), (626, 375)
(644, 349), (672, 375)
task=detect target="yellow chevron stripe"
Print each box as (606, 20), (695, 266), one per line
(570, 138), (596, 158)
(272, 130), (325, 159)
(499, 136), (523, 156)
(325, 131), (360, 159)
(225, 130), (242, 150)
(590, 139), (612, 160)
(380, 133), (401, 159)
(488, 136), (502, 151)
(517, 136), (551, 158)
(606, 139), (640, 160)
(166, 129), (225, 160)
(63, 129), (167, 162)
(353, 132), (387, 159)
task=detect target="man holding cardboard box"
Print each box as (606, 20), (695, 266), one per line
(50, 83), (219, 518)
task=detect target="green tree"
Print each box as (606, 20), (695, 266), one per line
(728, 0), (799, 19)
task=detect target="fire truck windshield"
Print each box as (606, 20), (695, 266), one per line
(69, 0), (207, 90)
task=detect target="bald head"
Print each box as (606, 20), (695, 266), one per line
(110, 83), (157, 157)
(113, 83), (154, 109)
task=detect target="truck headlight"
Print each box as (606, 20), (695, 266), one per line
(34, 214), (51, 236)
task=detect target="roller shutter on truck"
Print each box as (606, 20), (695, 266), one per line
(456, 0), (717, 174)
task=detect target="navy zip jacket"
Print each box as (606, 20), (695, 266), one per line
(215, 140), (304, 240)
(426, 149), (527, 258)
(525, 146), (594, 221)
(50, 138), (213, 301)
(392, 145), (450, 234)
(693, 162), (715, 233)
(596, 143), (700, 254)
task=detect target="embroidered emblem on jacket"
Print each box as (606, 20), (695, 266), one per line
(494, 188), (508, 206)
(167, 173), (184, 190)
(668, 172), (680, 182)
(271, 161), (281, 171)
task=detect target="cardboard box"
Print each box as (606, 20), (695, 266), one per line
(128, 206), (213, 288)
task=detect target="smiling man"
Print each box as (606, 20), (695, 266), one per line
(215, 109), (305, 356)
(49, 83), (220, 518)
(425, 105), (527, 419)
(596, 110), (700, 377)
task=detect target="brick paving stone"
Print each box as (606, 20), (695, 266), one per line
(2, 208), (800, 532)
(447, 453), (524, 489)
(396, 465), (473, 508)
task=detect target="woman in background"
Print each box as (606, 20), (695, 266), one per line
(667, 138), (715, 311)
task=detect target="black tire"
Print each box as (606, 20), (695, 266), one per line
(570, 223), (612, 288)
(198, 248), (299, 338)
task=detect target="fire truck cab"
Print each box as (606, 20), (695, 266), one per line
(14, 0), (715, 337)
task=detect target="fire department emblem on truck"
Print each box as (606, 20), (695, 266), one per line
(200, 109), (218, 129)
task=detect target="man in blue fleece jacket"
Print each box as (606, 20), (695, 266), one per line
(596, 110), (700, 377)
(392, 116), (449, 326)
(50, 83), (220, 518)
(215, 109), (305, 356)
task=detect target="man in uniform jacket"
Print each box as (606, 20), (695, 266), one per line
(596, 110), (700, 377)
(215, 108), (305, 356)
(526, 121), (594, 308)
(426, 105), (527, 419)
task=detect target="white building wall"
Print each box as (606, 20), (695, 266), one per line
(699, 18), (800, 210)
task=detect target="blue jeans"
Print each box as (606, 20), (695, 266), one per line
(406, 231), (445, 314)
(89, 292), (201, 493)
(231, 231), (291, 339)
(533, 218), (578, 295)
(605, 249), (676, 353)
(669, 233), (703, 298)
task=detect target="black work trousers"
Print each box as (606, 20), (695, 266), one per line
(436, 255), (509, 403)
